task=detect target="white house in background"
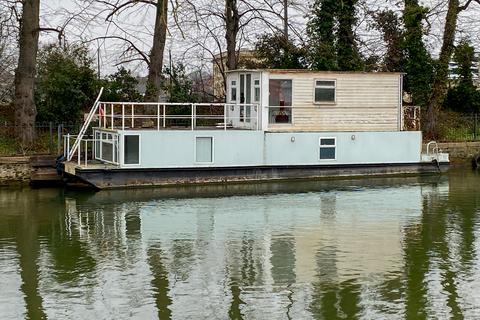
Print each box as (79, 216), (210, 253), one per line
(62, 69), (449, 189)
(448, 60), (480, 86)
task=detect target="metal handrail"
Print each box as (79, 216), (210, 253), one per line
(67, 88), (104, 161)
(426, 141), (439, 157)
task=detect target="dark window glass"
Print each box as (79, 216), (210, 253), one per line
(124, 135), (140, 164)
(315, 88), (335, 102)
(320, 138), (335, 146)
(320, 147), (336, 160)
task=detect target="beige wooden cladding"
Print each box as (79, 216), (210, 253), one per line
(268, 72), (401, 132)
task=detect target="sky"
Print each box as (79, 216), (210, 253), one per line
(34, 0), (480, 77)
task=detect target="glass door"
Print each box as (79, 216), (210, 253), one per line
(239, 73), (253, 124)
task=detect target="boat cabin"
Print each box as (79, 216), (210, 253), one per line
(225, 70), (405, 132)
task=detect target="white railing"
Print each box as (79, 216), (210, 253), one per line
(64, 132), (119, 168)
(96, 102), (260, 131)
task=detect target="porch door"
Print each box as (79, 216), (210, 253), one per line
(239, 73), (253, 125)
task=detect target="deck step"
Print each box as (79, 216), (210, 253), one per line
(30, 167), (63, 186)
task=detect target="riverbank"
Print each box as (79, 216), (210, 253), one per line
(436, 141), (480, 163)
(0, 155), (61, 186)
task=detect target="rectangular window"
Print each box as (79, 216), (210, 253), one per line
(102, 142), (113, 162)
(230, 80), (237, 102)
(124, 135), (140, 165)
(319, 138), (336, 160)
(196, 137), (213, 163)
(269, 79), (292, 106)
(254, 79), (260, 103)
(314, 80), (336, 103)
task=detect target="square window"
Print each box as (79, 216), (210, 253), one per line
(315, 79), (336, 103)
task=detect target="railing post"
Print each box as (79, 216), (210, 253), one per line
(77, 141), (81, 166)
(131, 104), (134, 128)
(256, 105), (259, 131)
(99, 103), (102, 128)
(157, 104), (160, 130)
(122, 104), (125, 130)
(163, 105), (166, 128)
(111, 103), (114, 130)
(84, 140), (88, 167)
(67, 134), (70, 160)
(191, 104), (194, 130)
(224, 104), (227, 131)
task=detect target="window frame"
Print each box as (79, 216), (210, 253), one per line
(314, 79), (336, 105)
(319, 137), (337, 161)
(230, 79), (238, 103)
(122, 133), (141, 166)
(253, 78), (261, 103)
(268, 78), (294, 126)
(194, 136), (215, 164)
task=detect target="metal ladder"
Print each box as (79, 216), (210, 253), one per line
(67, 88), (104, 161)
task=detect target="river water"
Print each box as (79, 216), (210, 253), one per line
(0, 168), (479, 319)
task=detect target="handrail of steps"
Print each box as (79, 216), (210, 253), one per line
(67, 87), (104, 161)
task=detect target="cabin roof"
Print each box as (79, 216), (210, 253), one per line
(225, 69), (405, 75)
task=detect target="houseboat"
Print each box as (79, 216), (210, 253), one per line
(62, 69), (449, 189)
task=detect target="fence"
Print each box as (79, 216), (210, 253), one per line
(0, 122), (81, 155)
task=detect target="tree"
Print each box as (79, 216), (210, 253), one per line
(88, 0), (168, 102)
(423, 0), (480, 137)
(402, 0), (434, 109)
(307, 0), (363, 71)
(102, 67), (142, 102)
(255, 32), (307, 69)
(336, 0), (363, 71)
(371, 10), (404, 72)
(444, 41), (480, 113)
(35, 44), (98, 124)
(14, 0), (40, 145)
(163, 63), (198, 103)
(307, 0), (338, 70)
(145, 0), (168, 102)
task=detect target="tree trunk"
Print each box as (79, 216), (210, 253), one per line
(424, 0), (459, 138)
(283, 0), (289, 40)
(225, 0), (239, 70)
(14, 0), (40, 146)
(145, 0), (168, 102)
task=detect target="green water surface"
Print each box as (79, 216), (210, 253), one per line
(0, 169), (479, 319)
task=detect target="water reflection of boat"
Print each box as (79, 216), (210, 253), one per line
(68, 174), (448, 204)
(62, 177), (451, 318)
